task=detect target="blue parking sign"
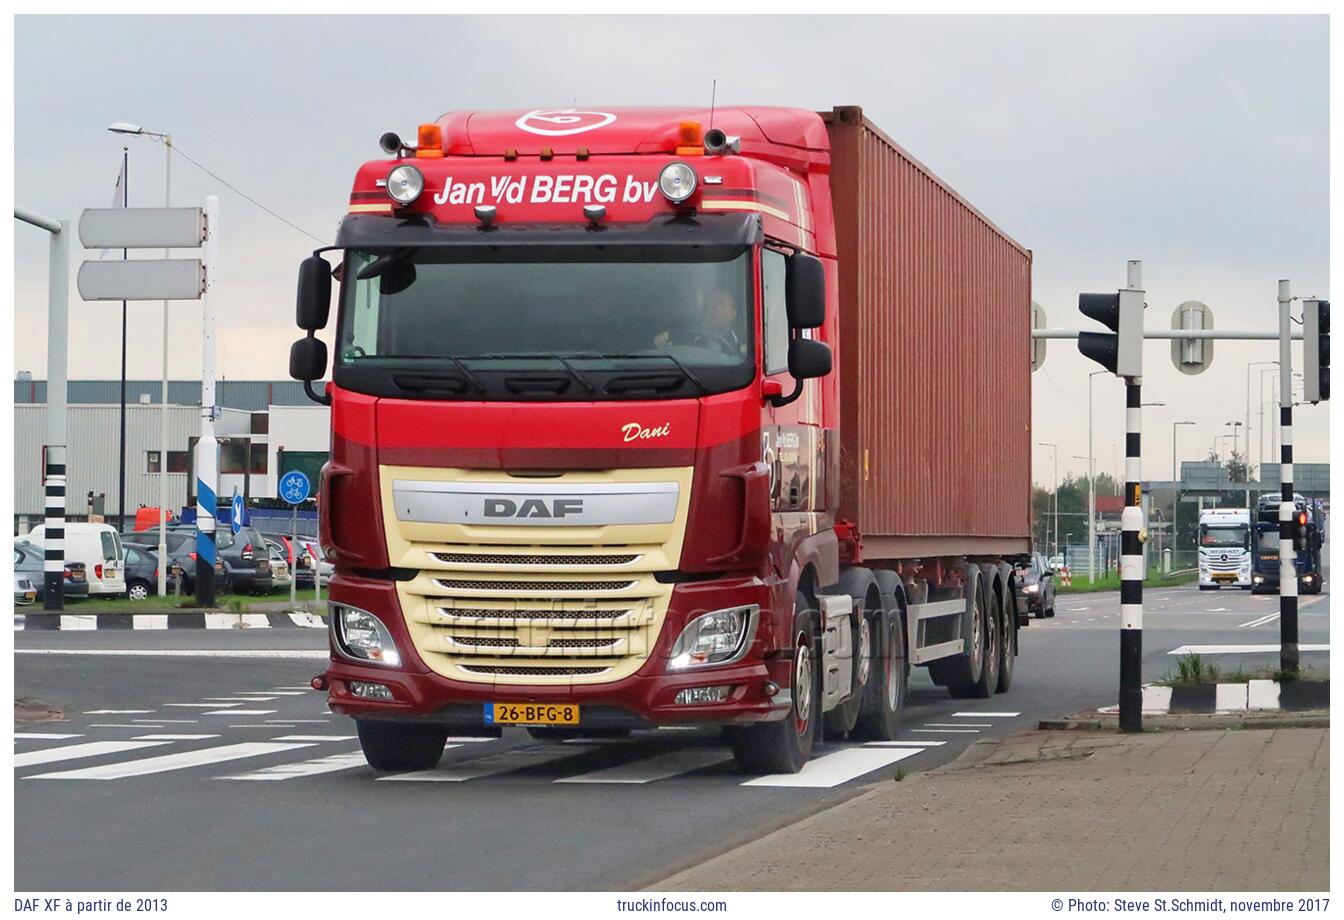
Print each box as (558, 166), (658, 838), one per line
(279, 470), (311, 506)
(231, 492), (244, 535)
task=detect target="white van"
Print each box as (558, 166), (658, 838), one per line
(23, 523), (126, 596)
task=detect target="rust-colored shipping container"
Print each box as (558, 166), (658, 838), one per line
(824, 106), (1033, 560)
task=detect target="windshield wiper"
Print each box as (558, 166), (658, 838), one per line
(379, 354), (486, 394)
(590, 352), (708, 396)
(466, 353), (595, 395)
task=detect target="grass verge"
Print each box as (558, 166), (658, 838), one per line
(1057, 569), (1197, 594)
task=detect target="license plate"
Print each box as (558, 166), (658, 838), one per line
(71, 572), (85, 582)
(1213, 573), (1236, 582)
(485, 702), (580, 726)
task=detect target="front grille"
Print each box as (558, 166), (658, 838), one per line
(439, 607), (636, 621)
(547, 637), (621, 649)
(460, 665), (611, 677)
(435, 578), (635, 592)
(434, 551), (640, 566)
(449, 635), (520, 648)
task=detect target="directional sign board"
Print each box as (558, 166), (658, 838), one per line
(77, 259), (204, 301)
(79, 207), (204, 249)
(231, 493), (245, 535)
(279, 470), (312, 505)
(1031, 301), (1047, 372)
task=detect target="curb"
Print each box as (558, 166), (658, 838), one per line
(14, 611), (326, 631)
(1091, 679), (1330, 715)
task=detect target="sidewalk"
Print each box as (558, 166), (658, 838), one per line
(657, 726), (1328, 891)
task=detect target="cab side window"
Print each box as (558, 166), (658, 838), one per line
(761, 249), (789, 375)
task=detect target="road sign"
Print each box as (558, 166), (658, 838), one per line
(77, 259), (204, 301)
(1171, 300), (1214, 375)
(79, 207), (204, 249)
(1031, 301), (1047, 372)
(230, 493), (244, 535)
(279, 470), (311, 505)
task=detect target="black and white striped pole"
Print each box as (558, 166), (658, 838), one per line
(1078, 259), (1146, 732)
(1277, 279), (1298, 674)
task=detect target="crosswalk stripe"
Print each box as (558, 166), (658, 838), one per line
(28, 741), (316, 780)
(267, 719), (329, 724)
(556, 748), (731, 784)
(15, 732), (83, 740)
(16, 740), (170, 768)
(863, 741), (945, 747)
(273, 686), (319, 691)
(912, 729), (979, 733)
(85, 709), (153, 714)
(167, 703), (238, 708)
(205, 696), (279, 702)
(133, 734), (220, 741)
(202, 709), (277, 716)
(271, 735), (356, 742)
(442, 736), (499, 743)
(238, 690), (305, 696)
(377, 745), (592, 783)
(89, 723), (164, 729)
(221, 752), (368, 781)
(134, 719), (195, 723)
(951, 711), (1020, 717)
(924, 722), (991, 727)
(742, 746), (923, 788)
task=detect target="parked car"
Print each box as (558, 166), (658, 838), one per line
(14, 573), (37, 606)
(120, 529), (222, 595)
(13, 542), (89, 602)
(122, 544), (171, 600)
(294, 539), (332, 589)
(1016, 552), (1057, 618)
(22, 522), (125, 596)
(266, 540), (291, 589)
(149, 524), (273, 595)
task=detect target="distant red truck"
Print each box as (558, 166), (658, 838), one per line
(290, 104), (1032, 774)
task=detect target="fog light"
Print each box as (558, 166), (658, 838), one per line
(658, 162), (697, 203)
(386, 164), (424, 205)
(674, 685), (731, 705)
(348, 680), (394, 701)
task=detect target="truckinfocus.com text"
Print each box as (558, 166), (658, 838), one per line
(615, 898), (729, 912)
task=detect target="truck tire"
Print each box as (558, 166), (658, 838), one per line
(731, 597), (819, 775)
(852, 600), (908, 741)
(823, 569), (879, 741)
(356, 720), (448, 772)
(946, 575), (998, 699)
(929, 568), (985, 698)
(996, 577), (1015, 694)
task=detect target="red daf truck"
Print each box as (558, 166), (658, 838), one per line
(290, 105), (1032, 774)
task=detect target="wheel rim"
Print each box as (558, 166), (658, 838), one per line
(793, 635), (814, 735)
(129, 585), (147, 600)
(984, 598), (998, 683)
(969, 592), (982, 671)
(855, 615), (872, 690)
(885, 625), (901, 710)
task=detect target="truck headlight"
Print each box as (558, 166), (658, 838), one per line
(658, 162), (697, 203)
(668, 605), (758, 670)
(333, 603), (401, 667)
(386, 164), (424, 205)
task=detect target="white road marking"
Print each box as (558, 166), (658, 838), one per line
(1215, 683), (1248, 712)
(1248, 679), (1281, 711)
(1238, 612), (1281, 629)
(378, 745), (592, 782)
(556, 748), (732, 784)
(863, 741), (946, 748)
(287, 612), (327, 629)
(89, 723), (163, 729)
(16, 740), (170, 768)
(166, 703), (239, 708)
(743, 746), (923, 788)
(16, 649), (328, 659)
(29, 741), (316, 780)
(134, 719), (195, 724)
(912, 729), (980, 733)
(924, 723), (991, 728)
(84, 709), (153, 714)
(1141, 685), (1172, 713)
(221, 752), (369, 781)
(237, 690), (305, 696)
(442, 736), (499, 743)
(133, 615), (168, 630)
(205, 613), (272, 630)
(952, 712), (1020, 718)
(202, 709), (277, 716)
(133, 734), (220, 741)
(14, 733), (83, 740)
(271, 735), (356, 742)
(273, 686), (319, 691)
(205, 696), (279, 702)
(1168, 644), (1330, 655)
(267, 719), (330, 724)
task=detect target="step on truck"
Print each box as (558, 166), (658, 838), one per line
(290, 105), (1033, 774)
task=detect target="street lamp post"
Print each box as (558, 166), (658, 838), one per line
(1038, 443), (1058, 557)
(1258, 365), (1279, 481)
(1246, 360), (1276, 504)
(1087, 370), (1107, 582)
(1172, 421), (1195, 566)
(108, 122), (172, 597)
(1225, 420), (1244, 503)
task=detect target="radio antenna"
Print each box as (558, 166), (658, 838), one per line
(709, 79), (717, 131)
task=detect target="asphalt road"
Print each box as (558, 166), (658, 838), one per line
(13, 574), (1329, 891)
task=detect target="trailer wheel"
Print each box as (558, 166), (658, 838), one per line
(731, 597), (819, 775)
(852, 602), (908, 741)
(930, 569), (984, 697)
(356, 720), (448, 772)
(996, 578), (1015, 694)
(945, 574), (998, 699)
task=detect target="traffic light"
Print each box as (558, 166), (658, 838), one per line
(1303, 299), (1330, 403)
(1077, 287), (1144, 377)
(1292, 508), (1309, 553)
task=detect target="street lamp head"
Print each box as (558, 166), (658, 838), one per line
(107, 122), (144, 135)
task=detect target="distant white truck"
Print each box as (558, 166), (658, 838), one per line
(1197, 508), (1251, 590)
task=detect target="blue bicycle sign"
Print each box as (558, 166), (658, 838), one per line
(279, 470), (311, 506)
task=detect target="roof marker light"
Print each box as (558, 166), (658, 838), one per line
(675, 120), (705, 156)
(385, 164), (424, 205)
(415, 123), (444, 158)
(658, 163), (698, 204)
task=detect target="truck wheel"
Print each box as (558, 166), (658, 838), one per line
(731, 601), (819, 775)
(852, 605), (907, 741)
(947, 576), (998, 699)
(356, 720), (448, 772)
(996, 581), (1015, 694)
(823, 570), (879, 740)
(930, 570), (984, 697)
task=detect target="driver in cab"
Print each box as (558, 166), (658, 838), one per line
(654, 288), (747, 357)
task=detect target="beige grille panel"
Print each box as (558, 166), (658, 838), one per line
(382, 465), (692, 686)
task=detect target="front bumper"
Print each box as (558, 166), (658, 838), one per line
(323, 573), (792, 729)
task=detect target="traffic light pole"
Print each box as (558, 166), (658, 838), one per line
(1118, 259), (1144, 733)
(195, 196), (220, 607)
(1277, 279), (1298, 674)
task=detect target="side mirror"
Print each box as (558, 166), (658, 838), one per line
(788, 337), (832, 380)
(290, 336), (328, 383)
(296, 256), (332, 332)
(785, 253), (826, 329)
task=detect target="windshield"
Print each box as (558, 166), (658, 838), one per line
(335, 249), (753, 401)
(1256, 530), (1280, 553)
(1200, 526), (1247, 549)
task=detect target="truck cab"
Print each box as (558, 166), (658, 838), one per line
(1251, 493), (1325, 594)
(1197, 508), (1251, 590)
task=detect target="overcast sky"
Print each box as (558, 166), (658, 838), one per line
(13, 14), (1330, 485)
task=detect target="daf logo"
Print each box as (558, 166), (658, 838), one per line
(483, 497), (584, 519)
